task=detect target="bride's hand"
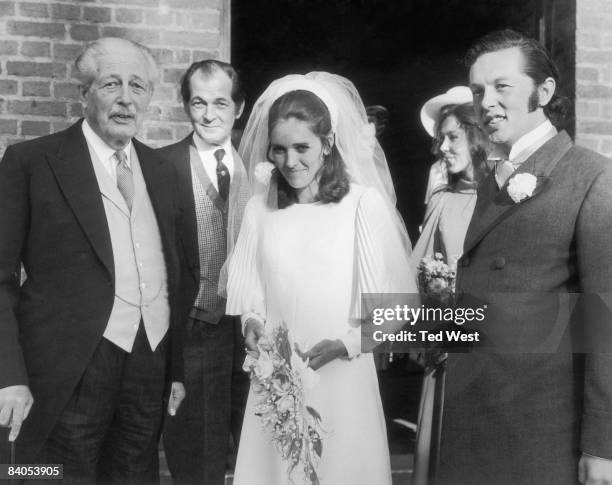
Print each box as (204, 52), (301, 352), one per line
(244, 318), (265, 353)
(295, 339), (348, 371)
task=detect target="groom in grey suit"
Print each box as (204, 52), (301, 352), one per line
(439, 30), (612, 485)
(158, 60), (251, 485)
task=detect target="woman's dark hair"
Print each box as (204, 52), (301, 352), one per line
(433, 103), (491, 185)
(464, 29), (570, 128)
(267, 90), (350, 208)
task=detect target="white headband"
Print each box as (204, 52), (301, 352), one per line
(265, 75), (339, 131)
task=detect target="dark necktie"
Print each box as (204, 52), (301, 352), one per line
(115, 150), (134, 210)
(214, 148), (230, 201)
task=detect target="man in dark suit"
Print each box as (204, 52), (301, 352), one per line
(439, 29), (612, 485)
(0, 37), (185, 484)
(158, 60), (250, 485)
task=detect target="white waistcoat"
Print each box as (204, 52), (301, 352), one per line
(88, 144), (169, 352)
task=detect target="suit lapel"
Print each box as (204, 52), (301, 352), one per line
(173, 136), (200, 283)
(136, 139), (182, 295)
(463, 131), (573, 255)
(129, 144), (147, 214)
(46, 121), (114, 278)
(135, 139), (172, 221)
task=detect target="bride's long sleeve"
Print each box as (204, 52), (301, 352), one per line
(226, 196), (266, 329)
(341, 187), (418, 357)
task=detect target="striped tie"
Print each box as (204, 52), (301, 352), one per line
(494, 159), (516, 189)
(115, 150), (134, 210)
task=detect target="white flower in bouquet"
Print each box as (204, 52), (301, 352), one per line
(291, 352), (321, 390)
(418, 253), (456, 304)
(272, 377), (291, 394)
(254, 351), (275, 379)
(428, 277), (449, 293)
(242, 352), (258, 372)
(277, 394), (295, 414)
(257, 332), (275, 351)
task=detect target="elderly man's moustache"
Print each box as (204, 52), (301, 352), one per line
(110, 111), (135, 118)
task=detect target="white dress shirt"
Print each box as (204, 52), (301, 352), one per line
(192, 134), (234, 191)
(82, 119), (134, 181)
(508, 119), (557, 166)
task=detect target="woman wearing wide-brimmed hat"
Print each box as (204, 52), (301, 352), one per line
(412, 86), (492, 485)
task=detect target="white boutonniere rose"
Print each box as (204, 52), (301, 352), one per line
(254, 161), (275, 186)
(507, 173), (537, 203)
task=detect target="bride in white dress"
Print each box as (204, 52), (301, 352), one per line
(226, 72), (417, 485)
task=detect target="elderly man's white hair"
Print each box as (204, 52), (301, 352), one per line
(74, 37), (159, 91)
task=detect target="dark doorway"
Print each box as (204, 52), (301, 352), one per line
(230, 0), (557, 241)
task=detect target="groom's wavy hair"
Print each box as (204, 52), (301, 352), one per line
(465, 29), (570, 128)
(267, 90), (350, 209)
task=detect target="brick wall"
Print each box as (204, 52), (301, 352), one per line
(542, 0), (575, 138)
(575, 0), (612, 157)
(0, 0), (230, 156)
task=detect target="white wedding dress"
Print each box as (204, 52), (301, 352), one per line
(227, 184), (416, 485)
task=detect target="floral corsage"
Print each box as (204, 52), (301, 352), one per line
(254, 161), (275, 187)
(507, 173), (537, 203)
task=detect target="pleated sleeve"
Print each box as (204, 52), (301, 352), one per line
(342, 187), (418, 357)
(226, 195), (267, 329)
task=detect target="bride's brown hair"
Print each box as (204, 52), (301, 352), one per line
(267, 90), (350, 209)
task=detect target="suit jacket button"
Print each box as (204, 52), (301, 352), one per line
(461, 257), (470, 267)
(494, 257), (506, 269)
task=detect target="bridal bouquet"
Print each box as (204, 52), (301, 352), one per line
(417, 252), (456, 306)
(243, 323), (324, 484)
(417, 252), (455, 367)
